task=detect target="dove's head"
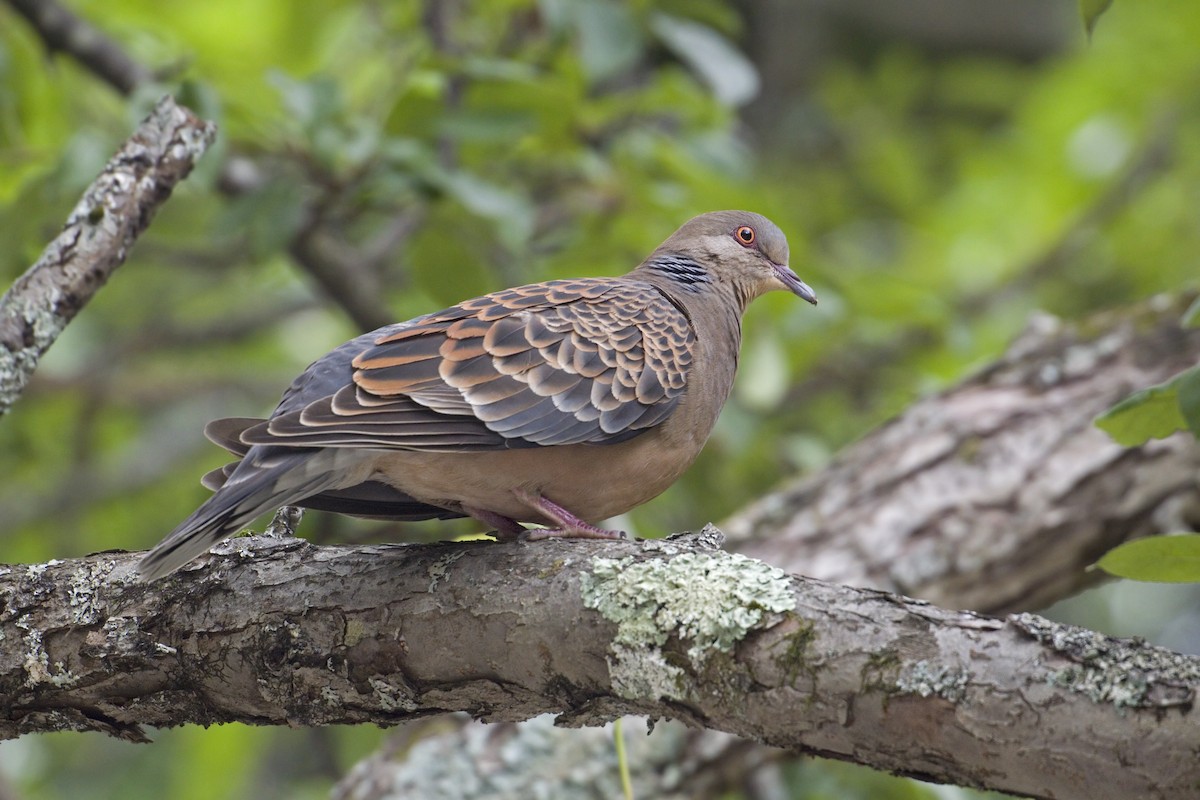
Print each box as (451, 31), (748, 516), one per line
(646, 210), (817, 308)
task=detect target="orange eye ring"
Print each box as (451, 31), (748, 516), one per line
(735, 225), (756, 247)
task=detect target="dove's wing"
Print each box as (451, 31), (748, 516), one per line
(237, 278), (696, 452)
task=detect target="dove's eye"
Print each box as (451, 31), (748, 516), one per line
(734, 226), (756, 247)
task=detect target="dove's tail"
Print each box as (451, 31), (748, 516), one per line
(137, 446), (362, 582)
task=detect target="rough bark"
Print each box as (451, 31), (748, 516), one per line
(1, 530), (1197, 800)
(0, 95), (217, 416)
(731, 294), (1200, 613)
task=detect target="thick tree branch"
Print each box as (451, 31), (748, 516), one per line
(0, 95), (216, 416)
(2, 531), (1197, 799)
(731, 293), (1200, 613)
(334, 716), (771, 800)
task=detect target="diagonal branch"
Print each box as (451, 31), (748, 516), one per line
(730, 292), (1200, 613)
(4, 0), (153, 95)
(1, 531), (1197, 800)
(4, 0), (399, 332)
(0, 95), (216, 416)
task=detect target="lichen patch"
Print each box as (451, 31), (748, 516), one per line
(580, 551), (794, 700)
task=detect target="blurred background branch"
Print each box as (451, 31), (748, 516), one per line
(5, 0), (152, 95)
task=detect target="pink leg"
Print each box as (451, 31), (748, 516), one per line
(463, 505), (526, 543)
(512, 489), (627, 541)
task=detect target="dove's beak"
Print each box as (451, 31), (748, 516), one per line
(773, 264), (818, 305)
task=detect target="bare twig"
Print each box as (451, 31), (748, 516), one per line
(287, 218), (394, 332)
(422, 0), (465, 170)
(0, 96), (216, 416)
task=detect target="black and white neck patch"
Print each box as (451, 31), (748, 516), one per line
(644, 254), (711, 289)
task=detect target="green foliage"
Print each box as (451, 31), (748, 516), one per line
(4, 0), (1200, 797)
(1183, 295), (1200, 328)
(1095, 297), (1200, 444)
(1178, 364), (1200, 434)
(1095, 366), (1200, 445)
(1080, 0), (1115, 38)
(777, 756), (1007, 800)
(1096, 535), (1200, 583)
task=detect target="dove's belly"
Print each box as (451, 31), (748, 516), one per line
(367, 426), (702, 525)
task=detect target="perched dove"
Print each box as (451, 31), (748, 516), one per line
(138, 211), (816, 580)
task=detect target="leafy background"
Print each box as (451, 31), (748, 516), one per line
(1, 0), (1198, 797)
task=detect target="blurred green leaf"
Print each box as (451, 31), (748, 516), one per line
(1080, 0), (1114, 38)
(269, 71), (343, 130)
(220, 179), (309, 259)
(573, 1), (644, 82)
(437, 110), (536, 143)
(1096, 534), (1200, 582)
(650, 13), (759, 106)
(1183, 295), (1200, 328)
(1176, 364), (1200, 436)
(737, 328), (790, 410)
(436, 170), (534, 248)
(1095, 373), (1190, 446)
(460, 57), (539, 83)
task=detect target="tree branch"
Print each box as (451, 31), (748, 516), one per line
(3, 0), (153, 95)
(731, 292), (1200, 613)
(2, 530), (1197, 799)
(0, 95), (216, 416)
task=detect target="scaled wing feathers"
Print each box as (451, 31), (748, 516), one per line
(238, 278), (695, 452)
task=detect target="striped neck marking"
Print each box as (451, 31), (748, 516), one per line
(644, 254), (711, 288)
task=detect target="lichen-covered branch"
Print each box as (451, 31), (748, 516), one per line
(0, 95), (216, 416)
(729, 293), (1200, 613)
(1, 530), (1197, 799)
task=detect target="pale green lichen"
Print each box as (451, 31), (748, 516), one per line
(895, 659), (969, 702)
(1012, 612), (1198, 709)
(606, 645), (687, 700)
(580, 551), (794, 700)
(427, 551), (466, 592)
(22, 629), (77, 688)
(369, 676), (419, 712)
(67, 559), (115, 626)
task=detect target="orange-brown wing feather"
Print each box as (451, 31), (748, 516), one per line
(238, 278), (695, 452)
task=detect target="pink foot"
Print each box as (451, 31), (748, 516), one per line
(513, 489), (627, 541)
(463, 505), (526, 543)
